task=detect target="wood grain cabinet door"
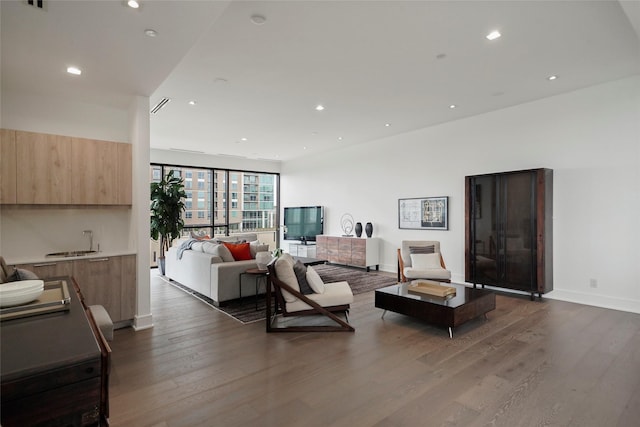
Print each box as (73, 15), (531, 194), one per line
(351, 239), (366, 267)
(71, 138), (118, 205)
(117, 143), (132, 205)
(16, 131), (72, 204)
(73, 257), (122, 322)
(120, 255), (136, 321)
(0, 129), (17, 204)
(338, 238), (352, 265)
(315, 236), (327, 259)
(15, 261), (73, 280)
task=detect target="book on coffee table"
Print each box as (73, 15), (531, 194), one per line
(407, 280), (456, 298)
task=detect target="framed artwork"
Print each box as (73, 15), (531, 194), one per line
(398, 196), (449, 230)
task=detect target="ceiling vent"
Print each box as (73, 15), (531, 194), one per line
(150, 97), (171, 114)
(25, 0), (45, 10)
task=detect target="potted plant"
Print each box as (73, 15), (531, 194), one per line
(150, 170), (186, 275)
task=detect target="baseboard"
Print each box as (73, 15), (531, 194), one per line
(544, 289), (640, 314)
(132, 313), (154, 331)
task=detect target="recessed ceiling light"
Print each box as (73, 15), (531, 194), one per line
(250, 14), (267, 25)
(486, 30), (501, 41)
(547, 75), (558, 81)
(67, 66), (82, 75)
(315, 104), (325, 111)
(127, 0), (140, 9)
(144, 29), (157, 37)
(449, 104), (457, 109)
(385, 123), (391, 127)
(337, 136), (343, 141)
(241, 137), (248, 141)
(303, 146), (307, 150)
(188, 100), (197, 106)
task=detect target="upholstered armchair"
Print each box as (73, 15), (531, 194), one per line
(397, 240), (451, 283)
(266, 253), (354, 332)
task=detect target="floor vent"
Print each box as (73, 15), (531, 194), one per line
(151, 97), (171, 114)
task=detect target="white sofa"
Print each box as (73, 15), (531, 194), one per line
(165, 233), (270, 306)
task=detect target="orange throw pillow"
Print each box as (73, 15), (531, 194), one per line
(223, 242), (253, 261)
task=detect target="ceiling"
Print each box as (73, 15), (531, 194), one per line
(2, 1), (639, 162)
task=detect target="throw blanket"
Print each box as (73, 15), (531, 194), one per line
(177, 238), (199, 259)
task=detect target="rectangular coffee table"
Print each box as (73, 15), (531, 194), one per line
(375, 282), (495, 338)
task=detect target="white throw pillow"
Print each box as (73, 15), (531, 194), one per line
(201, 241), (234, 262)
(305, 267), (325, 294)
(249, 240), (270, 258)
(410, 253), (442, 270)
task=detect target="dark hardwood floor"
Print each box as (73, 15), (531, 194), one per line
(108, 273), (640, 426)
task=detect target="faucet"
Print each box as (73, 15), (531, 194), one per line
(83, 230), (93, 251)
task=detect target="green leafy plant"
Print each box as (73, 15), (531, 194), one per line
(150, 170), (187, 259)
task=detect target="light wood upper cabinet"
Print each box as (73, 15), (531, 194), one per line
(0, 129), (132, 206)
(71, 137), (118, 205)
(117, 143), (132, 205)
(16, 131), (72, 204)
(0, 129), (17, 204)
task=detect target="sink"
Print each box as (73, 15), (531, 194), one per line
(46, 250), (98, 258)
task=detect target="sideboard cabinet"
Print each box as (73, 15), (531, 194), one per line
(465, 168), (553, 299)
(316, 236), (380, 271)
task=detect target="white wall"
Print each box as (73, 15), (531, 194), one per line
(0, 91), (135, 260)
(280, 75), (640, 313)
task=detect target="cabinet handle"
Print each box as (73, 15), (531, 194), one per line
(33, 263), (57, 267)
(89, 258), (110, 262)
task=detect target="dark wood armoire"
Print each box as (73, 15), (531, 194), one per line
(465, 168), (553, 300)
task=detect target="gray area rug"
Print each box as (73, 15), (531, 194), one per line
(163, 264), (396, 324)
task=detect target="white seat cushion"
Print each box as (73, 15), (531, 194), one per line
(404, 267), (451, 281)
(286, 281), (353, 313)
(410, 253), (441, 269)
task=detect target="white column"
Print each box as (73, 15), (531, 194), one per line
(129, 96), (153, 330)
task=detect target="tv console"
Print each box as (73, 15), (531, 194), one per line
(288, 242), (317, 258)
(316, 235), (380, 271)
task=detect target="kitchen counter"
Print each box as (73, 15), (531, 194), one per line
(6, 250), (137, 266)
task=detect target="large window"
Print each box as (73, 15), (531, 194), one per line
(150, 164), (279, 267)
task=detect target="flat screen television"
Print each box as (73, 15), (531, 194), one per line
(283, 206), (324, 243)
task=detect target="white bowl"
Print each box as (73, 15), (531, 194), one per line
(0, 280), (45, 307)
(0, 279), (44, 295)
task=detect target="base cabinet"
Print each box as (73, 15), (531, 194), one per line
(316, 236), (380, 271)
(73, 257), (123, 322)
(15, 260), (73, 279)
(14, 254), (136, 324)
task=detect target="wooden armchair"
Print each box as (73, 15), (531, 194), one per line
(266, 255), (354, 332)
